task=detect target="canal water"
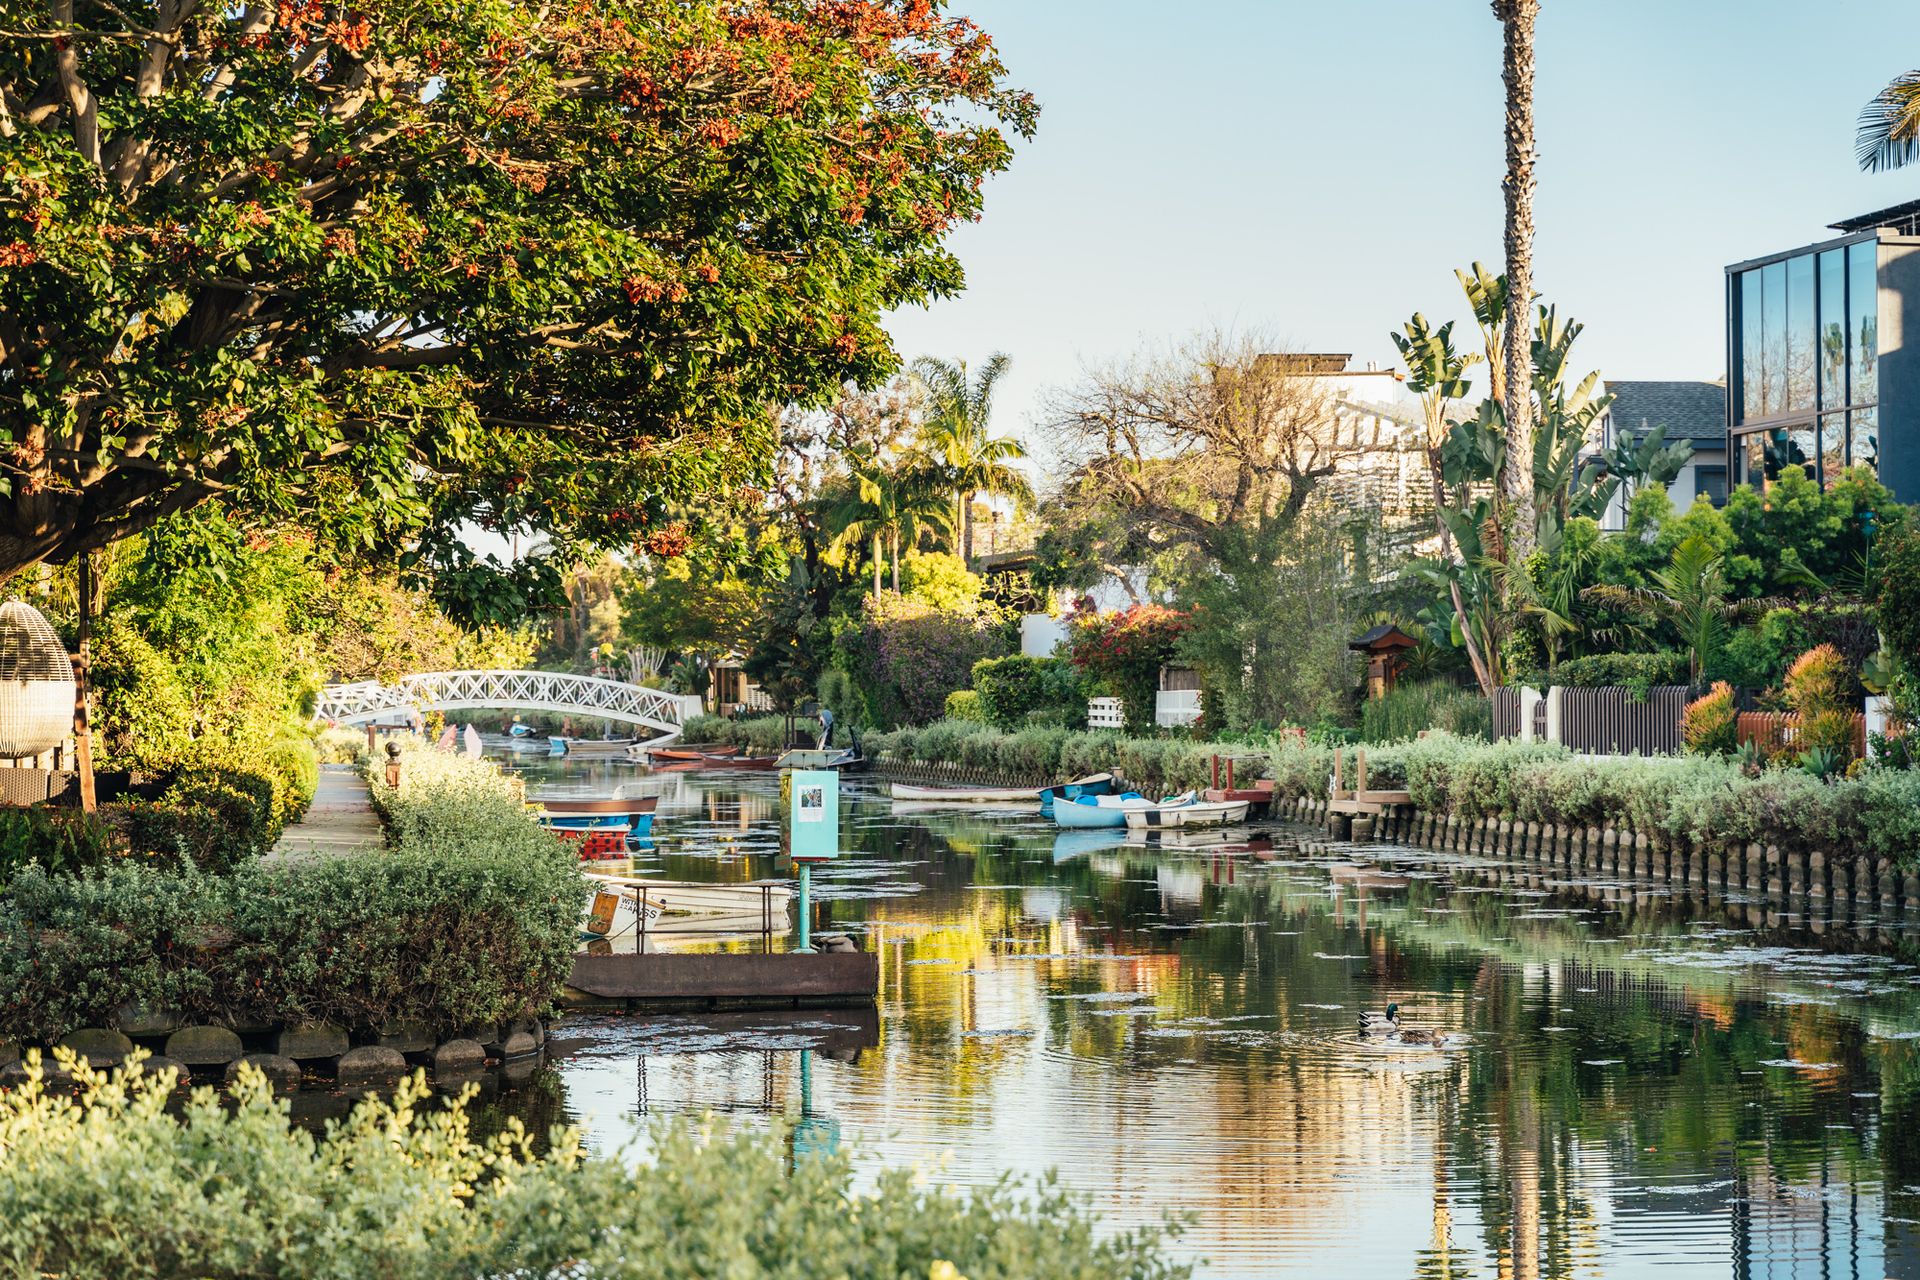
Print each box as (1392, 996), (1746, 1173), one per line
(499, 755), (1920, 1278)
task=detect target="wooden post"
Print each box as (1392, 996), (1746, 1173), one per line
(72, 553), (98, 813)
(1356, 748), (1369, 794)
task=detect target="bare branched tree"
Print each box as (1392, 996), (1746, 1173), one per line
(1039, 334), (1359, 586)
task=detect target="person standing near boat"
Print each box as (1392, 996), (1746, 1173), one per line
(817, 704), (834, 750)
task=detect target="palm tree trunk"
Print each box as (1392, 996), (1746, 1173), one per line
(961, 495), (974, 565)
(872, 532), (882, 599)
(1495, 0), (1539, 568)
(890, 530), (900, 592)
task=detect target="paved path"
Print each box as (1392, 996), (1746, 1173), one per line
(267, 763), (385, 861)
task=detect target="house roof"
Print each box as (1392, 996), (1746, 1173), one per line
(1831, 198), (1920, 236)
(1349, 624), (1419, 652)
(1603, 380), (1727, 444)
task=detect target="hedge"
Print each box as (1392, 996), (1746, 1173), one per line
(867, 719), (1920, 865)
(865, 718), (1264, 793)
(0, 747), (582, 1042)
(1266, 733), (1920, 864)
(0, 1064), (1186, 1280)
(679, 713), (794, 753)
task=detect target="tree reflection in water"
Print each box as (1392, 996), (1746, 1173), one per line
(479, 767), (1920, 1278)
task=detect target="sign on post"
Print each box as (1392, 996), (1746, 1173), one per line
(783, 769), (840, 861)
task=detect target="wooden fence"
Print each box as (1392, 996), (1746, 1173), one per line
(1736, 710), (1867, 758)
(1557, 685), (1690, 756)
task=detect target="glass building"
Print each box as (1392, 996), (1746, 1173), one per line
(1726, 200), (1920, 500)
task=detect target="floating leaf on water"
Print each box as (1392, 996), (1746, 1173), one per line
(959, 1028), (1034, 1039)
(1582, 1058), (1625, 1066)
(1758, 1058), (1839, 1070)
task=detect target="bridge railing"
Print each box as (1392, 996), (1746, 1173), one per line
(313, 670), (702, 734)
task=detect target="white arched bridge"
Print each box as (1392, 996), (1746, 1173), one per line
(313, 670), (703, 738)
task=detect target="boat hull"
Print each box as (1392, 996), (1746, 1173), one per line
(1038, 773), (1116, 817)
(890, 783), (1041, 804)
(1052, 797), (1141, 829)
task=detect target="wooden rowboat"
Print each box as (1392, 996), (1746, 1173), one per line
(889, 782), (1041, 804)
(695, 752), (780, 770)
(632, 743), (740, 762)
(549, 736), (642, 758)
(584, 873), (793, 918)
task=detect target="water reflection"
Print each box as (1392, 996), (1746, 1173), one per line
(486, 761), (1920, 1277)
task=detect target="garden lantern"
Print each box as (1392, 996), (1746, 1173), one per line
(0, 600), (76, 760)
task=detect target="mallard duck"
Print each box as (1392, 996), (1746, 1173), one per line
(1357, 1003), (1399, 1035)
(1393, 1026), (1453, 1047)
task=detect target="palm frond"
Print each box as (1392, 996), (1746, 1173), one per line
(1858, 71), (1920, 172)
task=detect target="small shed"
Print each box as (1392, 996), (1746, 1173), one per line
(1349, 625), (1420, 699)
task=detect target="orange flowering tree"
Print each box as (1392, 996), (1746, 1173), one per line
(1069, 604), (1189, 735)
(0, 0), (1035, 617)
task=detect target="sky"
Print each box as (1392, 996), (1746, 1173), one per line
(883, 0), (1920, 453)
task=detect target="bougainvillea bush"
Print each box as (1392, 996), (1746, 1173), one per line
(839, 594), (1012, 727)
(1070, 605), (1191, 735)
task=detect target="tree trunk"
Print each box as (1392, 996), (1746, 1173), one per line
(1426, 446), (1497, 697)
(961, 494), (974, 565)
(1495, 0), (1539, 568)
(72, 551), (99, 813)
(890, 530), (900, 592)
(872, 532), (882, 599)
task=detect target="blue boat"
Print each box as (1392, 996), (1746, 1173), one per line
(534, 796), (658, 841)
(1038, 772), (1117, 817)
(1052, 792), (1146, 829)
(541, 812), (655, 839)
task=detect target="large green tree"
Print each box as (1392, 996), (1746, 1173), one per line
(0, 0), (1035, 587)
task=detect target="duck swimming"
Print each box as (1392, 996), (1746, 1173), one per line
(1357, 1003), (1399, 1035)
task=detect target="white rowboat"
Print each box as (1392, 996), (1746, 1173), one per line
(584, 873), (792, 917)
(1122, 799), (1252, 830)
(889, 782), (1042, 804)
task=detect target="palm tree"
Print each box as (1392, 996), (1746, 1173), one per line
(911, 354), (1034, 564)
(826, 453), (953, 595)
(1492, 0), (1540, 567)
(1582, 535), (1756, 686)
(1859, 71), (1920, 171)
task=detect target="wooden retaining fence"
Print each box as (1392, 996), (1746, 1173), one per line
(1736, 710), (1867, 759)
(1256, 791), (1920, 918)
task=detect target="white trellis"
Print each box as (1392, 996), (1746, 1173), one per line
(313, 670), (703, 737)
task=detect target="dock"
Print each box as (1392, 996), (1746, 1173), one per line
(1325, 748), (1412, 839)
(564, 950), (880, 1012)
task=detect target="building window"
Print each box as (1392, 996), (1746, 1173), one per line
(1819, 248), (1847, 407)
(1852, 406), (1879, 474)
(1819, 413), (1847, 483)
(1850, 241), (1878, 408)
(1696, 465), (1728, 506)
(1730, 236), (1880, 489)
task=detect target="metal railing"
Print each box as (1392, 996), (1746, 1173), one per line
(315, 670), (702, 734)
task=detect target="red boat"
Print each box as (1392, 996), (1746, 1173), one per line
(645, 743), (740, 763)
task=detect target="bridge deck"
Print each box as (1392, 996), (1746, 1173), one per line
(268, 764), (385, 862)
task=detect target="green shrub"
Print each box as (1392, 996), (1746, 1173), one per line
(0, 1061), (1186, 1280)
(972, 655), (1047, 730)
(674, 713), (791, 753)
(0, 810), (125, 889)
(1547, 652), (1688, 694)
(945, 689), (987, 723)
(0, 749), (582, 1042)
(1359, 681), (1491, 743)
(311, 726), (368, 765)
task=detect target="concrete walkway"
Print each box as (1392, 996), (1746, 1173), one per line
(267, 763), (385, 861)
